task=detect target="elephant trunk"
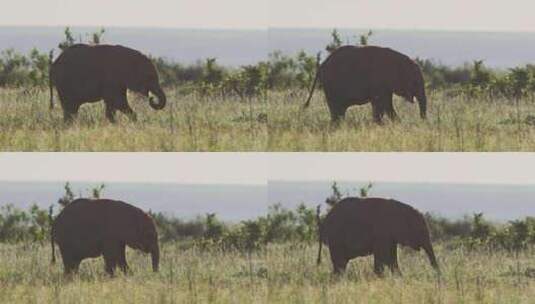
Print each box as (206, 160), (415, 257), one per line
(423, 242), (440, 273)
(151, 245), (160, 272)
(417, 92), (427, 119)
(149, 86), (166, 110)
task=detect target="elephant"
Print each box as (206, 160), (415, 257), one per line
(49, 44), (167, 123)
(304, 45), (427, 123)
(317, 197), (439, 276)
(50, 198), (160, 275)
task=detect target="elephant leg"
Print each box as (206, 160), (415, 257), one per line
(118, 244), (130, 274)
(118, 104), (137, 122)
(389, 243), (402, 276)
(373, 242), (390, 276)
(59, 246), (76, 274)
(116, 90), (137, 122)
(62, 102), (80, 124)
(325, 91), (347, 123)
(104, 103), (117, 123)
(329, 246), (348, 275)
(371, 100), (385, 124)
(102, 242), (121, 276)
(383, 92), (399, 122)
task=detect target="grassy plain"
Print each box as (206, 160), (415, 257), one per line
(0, 88), (267, 151)
(3, 88), (535, 151)
(0, 242), (533, 303)
(268, 90), (535, 151)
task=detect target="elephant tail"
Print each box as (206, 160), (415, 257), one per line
(316, 204), (323, 265)
(49, 206), (56, 264)
(48, 49), (54, 110)
(303, 53), (321, 109)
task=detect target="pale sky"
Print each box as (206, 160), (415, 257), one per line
(0, 0), (268, 29)
(2, 153), (535, 185)
(1, 0), (535, 31)
(270, 0), (535, 31)
(0, 153), (267, 185)
(268, 153), (535, 185)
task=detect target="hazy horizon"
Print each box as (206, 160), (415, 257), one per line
(1, 26), (534, 67)
(1, 180), (533, 222)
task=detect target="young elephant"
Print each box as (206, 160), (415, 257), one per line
(49, 44), (167, 123)
(51, 198), (159, 275)
(304, 45), (427, 123)
(317, 197), (439, 275)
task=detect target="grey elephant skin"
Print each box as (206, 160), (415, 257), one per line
(304, 45), (427, 123)
(49, 44), (167, 122)
(51, 198), (160, 275)
(318, 197), (439, 275)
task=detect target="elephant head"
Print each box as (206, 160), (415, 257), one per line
(135, 214), (160, 272)
(126, 56), (167, 111)
(396, 60), (427, 119)
(412, 65), (427, 119)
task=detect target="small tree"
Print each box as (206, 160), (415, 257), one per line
(326, 29), (343, 54)
(358, 30), (373, 46)
(90, 28), (105, 45)
(91, 184), (106, 199)
(57, 182), (75, 208)
(325, 181), (343, 207)
(359, 182), (373, 197)
(58, 27), (76, 51)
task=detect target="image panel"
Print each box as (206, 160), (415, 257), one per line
(0, 1), (268, 151)
(267, 1), (535, 151)
(0, 153), (268, 284)
(267, 153), (535, 301)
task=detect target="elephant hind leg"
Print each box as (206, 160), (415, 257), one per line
(329, 246), (348, 275)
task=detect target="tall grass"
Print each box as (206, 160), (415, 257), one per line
(0, 88), (267, 151)
(4, 88), (535, 151)
(268, 90), (535, 151)
(0, 242), (533, 303)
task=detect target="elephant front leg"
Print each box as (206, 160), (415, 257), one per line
(373, 242), (390, 276)
(371, 101), (385, 124)
(383, 92), (399, 122)
(62, 103), (80, 124)
(389, 243), (402, 276)
(116, 90), (137, 122)
(103, 242), (121, 276)
(118, 244), (130, 274)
